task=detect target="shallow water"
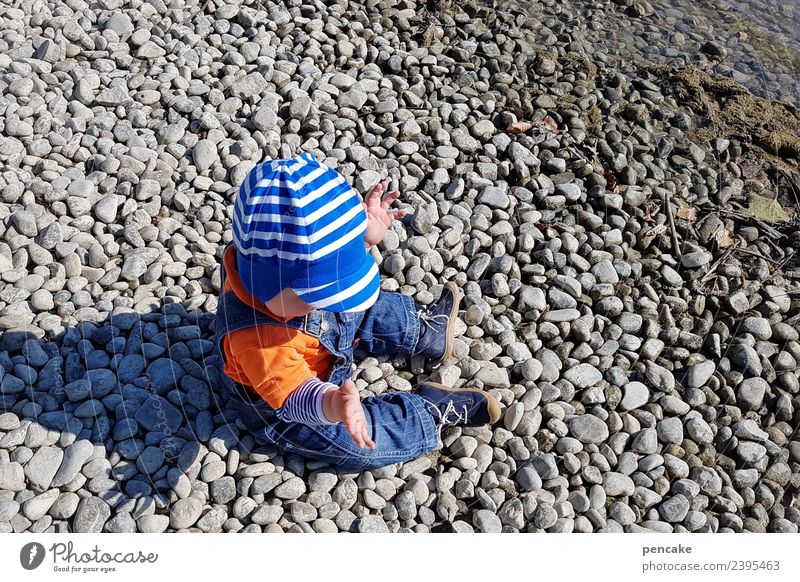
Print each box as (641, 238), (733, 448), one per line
(544, 0), (800, 107)
(719, 0), (800, 55)
(633, 0), (799, 106)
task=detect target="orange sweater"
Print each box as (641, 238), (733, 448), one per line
(221, 245), (336, 408)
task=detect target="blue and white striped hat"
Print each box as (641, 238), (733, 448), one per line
(233, 152), (380, 313)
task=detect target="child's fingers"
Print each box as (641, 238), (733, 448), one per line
(341, 378), (358, 394)
(366, 182), (386, 205)
(350, 425), (365, 448)
(354, 419), (373, 450)
(380, 190), (401, 209)
(347, 416), (366, 448)
(383, 209), (406, 227)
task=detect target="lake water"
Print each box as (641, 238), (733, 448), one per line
(718, 0), (800, 55)
(652, 0), (800, 105)
(555, 0), (800, 107)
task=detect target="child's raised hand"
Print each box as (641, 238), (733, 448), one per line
(334, 379), (376, 450)
(363, 181), (407, 247)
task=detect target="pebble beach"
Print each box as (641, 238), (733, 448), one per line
(1, 0), (799, 533)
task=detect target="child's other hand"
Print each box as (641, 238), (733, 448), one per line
(363, 181), (406, 247)
(331, 379), (376, 449)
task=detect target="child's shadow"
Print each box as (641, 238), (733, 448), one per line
(0, 303), (328, 533)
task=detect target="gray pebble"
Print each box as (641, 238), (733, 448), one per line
(620, 381), (649, 410)
(73, 497), (111, 533)
(567, 414), (609, 444)
(473, 509), (503, 533)
(659, 495), (690, 523)
(169, 497), (203, 529)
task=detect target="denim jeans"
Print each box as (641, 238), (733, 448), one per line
(214, 259), (440, 471)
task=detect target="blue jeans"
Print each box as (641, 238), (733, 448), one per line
(214, 263), (440, 470)
(261, 391), (439, 471)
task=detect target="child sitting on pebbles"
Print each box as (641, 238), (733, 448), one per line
(213, 153), (500, 470)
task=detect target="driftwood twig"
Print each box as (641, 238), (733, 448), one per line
(700, 239), (740, 284)
(734, 246), (784, 265)
(664, 191), (681, 259)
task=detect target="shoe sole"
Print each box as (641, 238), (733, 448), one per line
(434, 281), (462, 368)
(415, 381), (502, 424)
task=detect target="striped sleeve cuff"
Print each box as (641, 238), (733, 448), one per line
(275, 377), (338, 426)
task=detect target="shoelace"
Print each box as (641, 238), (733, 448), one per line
(412, 308), (450, 359)
(416, 308), (449, 331)
(425, 399), (470, 439)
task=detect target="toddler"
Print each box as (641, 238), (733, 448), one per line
(214, 153), (500, 471)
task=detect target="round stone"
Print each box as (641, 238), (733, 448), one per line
(473, 509), (503, 533)
(170, 497), (203, 529)
(567, 414), (609, 444)
(620, 381), (649, 410)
